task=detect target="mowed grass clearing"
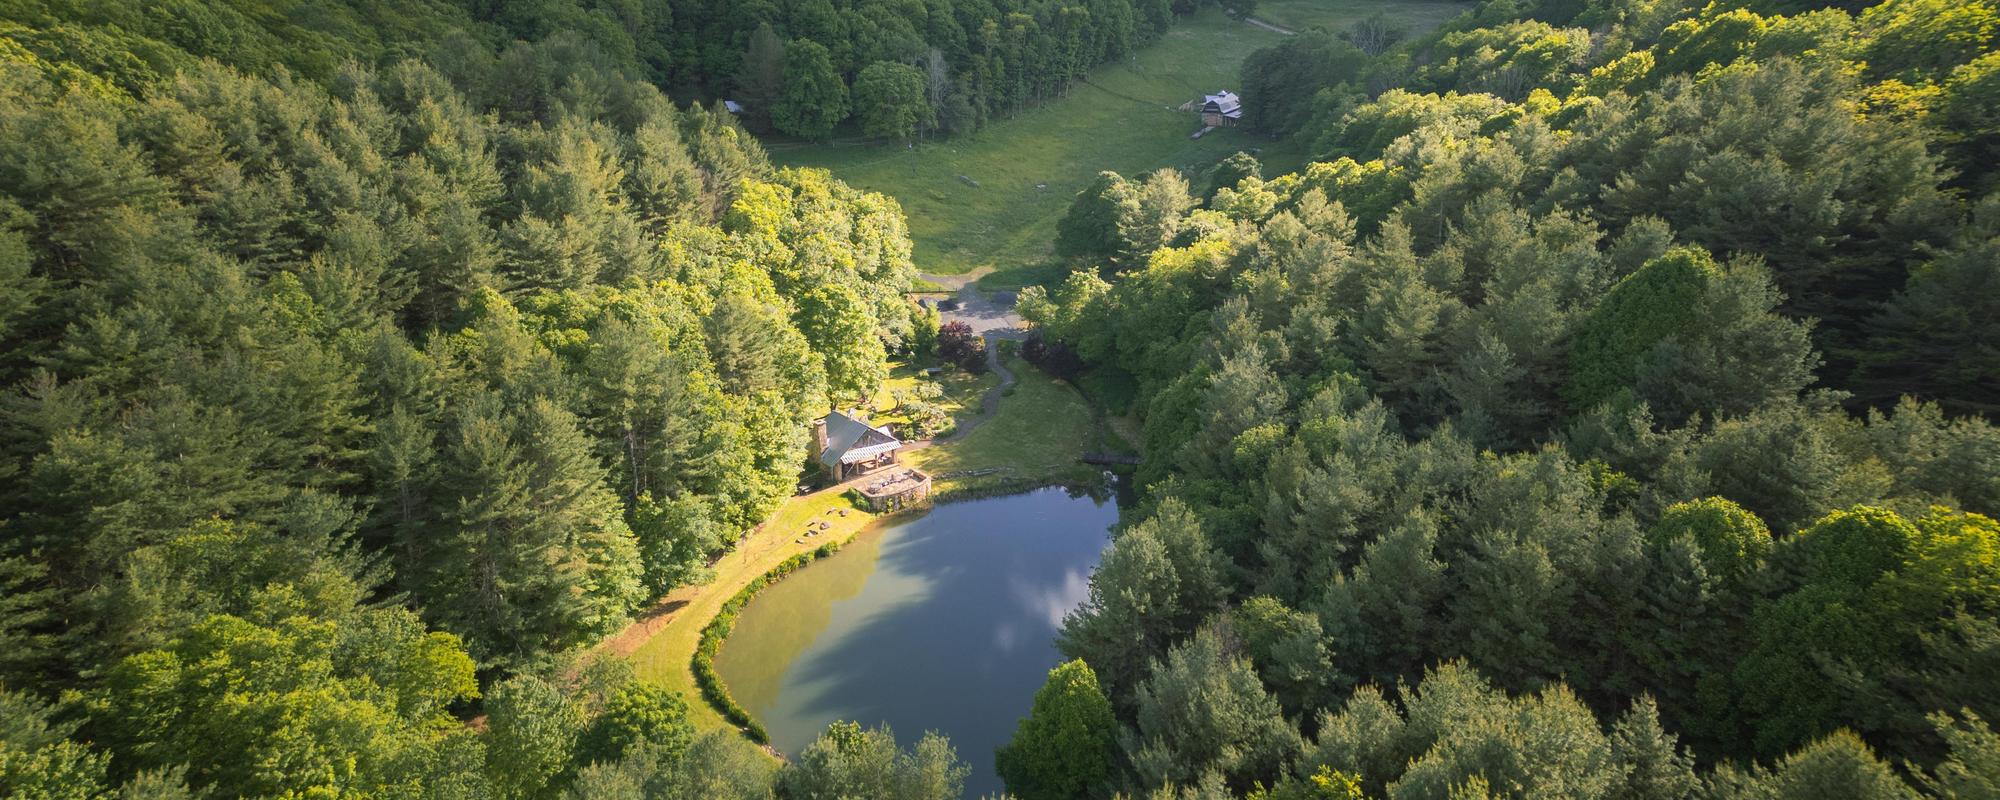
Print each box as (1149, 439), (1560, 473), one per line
(1255, 0), (1471, 36)
(905, 348), (1097, 488)
(869, 359), (999, 436)
(768, 9), (1284, 288)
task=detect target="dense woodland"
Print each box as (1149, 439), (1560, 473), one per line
(1014, 0), (2000, 796)
(2, 0), (1999, 798)
(0, 0), (1248, 143)
(0, 3), (950, 797)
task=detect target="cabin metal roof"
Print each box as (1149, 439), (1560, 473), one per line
(818, 411), (901, 468)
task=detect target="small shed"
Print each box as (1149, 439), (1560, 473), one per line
(811, 410), (903, 482)
(1200, 90), (1243, 127)
(723, 99), (745, 114)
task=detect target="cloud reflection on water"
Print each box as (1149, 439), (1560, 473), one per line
(716, 487), (1117, 799)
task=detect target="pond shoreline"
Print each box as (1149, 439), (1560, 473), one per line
(691, 477), (1113, 754)
(688, 500), (924, 749)
(606, 347), (1123, 762)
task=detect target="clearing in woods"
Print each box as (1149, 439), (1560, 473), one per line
(609, 347), (1096, 757)
(763, 1), (1470, 291)
(605, 0), (1476, 761)
(766, 8), (1286, 290)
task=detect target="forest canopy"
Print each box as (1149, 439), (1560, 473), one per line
(0, 0), (1248, 141)
(1016, 0), (2000, 796)
(0, 2), (938, 795)
(2, 0), (1999, 797)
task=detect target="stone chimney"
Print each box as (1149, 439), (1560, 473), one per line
(811, 416), (829, 458)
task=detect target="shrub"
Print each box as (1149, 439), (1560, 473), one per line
(1022, 334), (1085, 382)
(938, 321), (987, 372)
(689, 543), (849, 744)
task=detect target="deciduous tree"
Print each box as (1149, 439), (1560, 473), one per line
(853, 61), (932, 143)
(772, 40), (848, 141)
(996, 660), (1119, 800)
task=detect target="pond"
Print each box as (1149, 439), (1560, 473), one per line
(715, 485), (1120, 797)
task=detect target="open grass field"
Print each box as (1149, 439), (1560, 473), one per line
(766, 3), (1473, 290)
(1254, 0), (1471, 36)
(768, 8), (1285, 289)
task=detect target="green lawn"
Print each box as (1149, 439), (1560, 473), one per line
(905, 348), (1098, 489)
(868, 359), (999, 436)
(767, 4), (1472, 290)
(767, 9), (1286, 289)
(1254, 0), (1471, 36)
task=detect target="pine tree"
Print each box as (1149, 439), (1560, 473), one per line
(0, 556), (57, 687)
(1059, 499), (1226, 703)
(705, 293), (792, 395)
(625, 112), (705, 234)
(1118, 169), (1194, 267)
(410, 393), (641, 668)
(1128, 627), (1300, 790)
(1857, 196), (2000, 414)
(733, 24), (786, 132)
(1610, 697), (1701, 800)
(1232, 596), (1338, 715)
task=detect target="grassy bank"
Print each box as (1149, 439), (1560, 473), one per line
(690, 537), (857, 744)
(905, 348), (1099, 493)
(617, 488), (878, 743)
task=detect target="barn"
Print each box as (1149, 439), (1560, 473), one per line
(1200, 90), (1243, 127)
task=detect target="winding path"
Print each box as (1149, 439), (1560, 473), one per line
(1243, 16), (1298, 35)
(909, 278), (1029, 447)
(917, 337), (1015, 447)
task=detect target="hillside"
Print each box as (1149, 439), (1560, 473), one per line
(1014, 0), (2000, 795)
(2, 0), (1998, 798)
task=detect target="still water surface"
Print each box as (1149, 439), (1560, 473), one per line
(715, 486), (1119, 797)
